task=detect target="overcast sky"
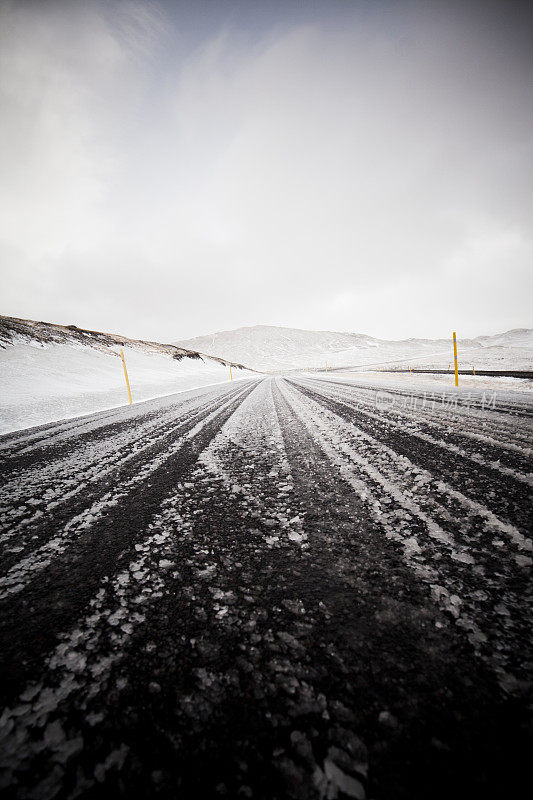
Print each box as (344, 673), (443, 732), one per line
(1, 0), (532, 342)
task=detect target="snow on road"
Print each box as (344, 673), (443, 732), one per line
(0, 376), (531, 799)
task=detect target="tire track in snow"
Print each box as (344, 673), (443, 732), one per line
(290, 380), (532, 560)
(318, 376), (533, 456)
(0, 380), (259, 699)
(0, 383), (255, 599)
(305, 377), (533, 482)
(0, 406), (135, 456)
(0, 390), (228, 559)
(279, 379), (532, 692)
(323, 376), (533, 419)
(292, 379), (532, 539)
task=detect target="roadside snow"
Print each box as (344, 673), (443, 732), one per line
(0, 343), (253, 434)
(325, 370), (533, 394)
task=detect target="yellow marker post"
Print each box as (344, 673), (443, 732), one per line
(230, 364), (233, 381)
(120, 348), (133, 405)
(325, 361), (328, 374)
(473, 366), (475, 375)
(453, 331), (459, 387)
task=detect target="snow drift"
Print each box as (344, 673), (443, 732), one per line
(0, 317), (255, 434)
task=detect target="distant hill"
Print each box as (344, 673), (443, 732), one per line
(175, 325), (533, 372)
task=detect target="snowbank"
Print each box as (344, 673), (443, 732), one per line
(0, 342), (253, 434)
(317, 370), (533, 394)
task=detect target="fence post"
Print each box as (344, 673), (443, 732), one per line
(120, 348), (133, 405)
(453, 332), (459, 387)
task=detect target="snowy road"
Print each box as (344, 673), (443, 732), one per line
(0, 376), (531, 799)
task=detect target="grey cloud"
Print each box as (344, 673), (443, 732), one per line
(1, 0), (532, 340)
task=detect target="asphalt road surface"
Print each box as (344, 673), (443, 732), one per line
(0, 376), (531, 800)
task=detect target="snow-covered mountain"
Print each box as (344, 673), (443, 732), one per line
(175, 325), (533, 372)
(0, 316), (254, 433)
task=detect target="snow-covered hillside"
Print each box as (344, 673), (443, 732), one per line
(0, 317), (254, 433)
(175, 325), (533, 372)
